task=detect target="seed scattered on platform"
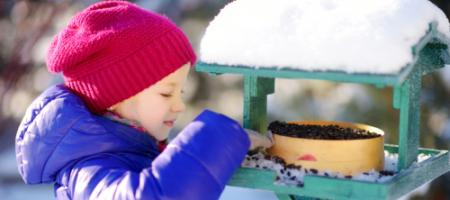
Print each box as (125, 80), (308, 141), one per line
(242, 150), (432, 187)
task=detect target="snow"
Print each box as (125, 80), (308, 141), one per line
(0, 149), (53, 200)
(0, 149), (20, 178)
(200, 0), (450, 74)
(242, 151), (432, 185)
(0, 184), (53, 200)
(220, 186), (278, 200)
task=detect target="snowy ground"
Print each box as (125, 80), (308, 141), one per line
(0, 184), (53, 200)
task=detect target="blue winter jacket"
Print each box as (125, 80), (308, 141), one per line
(15, 84), (250, 200)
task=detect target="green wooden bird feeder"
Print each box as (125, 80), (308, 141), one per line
(196, 21), (450, 200)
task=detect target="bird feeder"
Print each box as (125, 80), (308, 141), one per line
(196, 1), (450, 199)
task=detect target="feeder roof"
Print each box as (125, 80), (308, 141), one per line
(200, 0), (450, 74)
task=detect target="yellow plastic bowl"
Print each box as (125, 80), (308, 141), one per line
(267, 121), (384, 176)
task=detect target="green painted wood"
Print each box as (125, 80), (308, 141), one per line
(276, 194), (295, 200)
(301, 175), (387, 200)
(397, 69), (421, 170)
(196, 62), (404, 86)
(243, 76), (274, 133)
(229, 167), (276, 186)
(393, 86), (402, 110)
(291, 196), (319, 200)
(228, 145), (450, 200)
(418, 42), (449, 75)
(384, 144), (399, 153)
(386, 149), (450, 199)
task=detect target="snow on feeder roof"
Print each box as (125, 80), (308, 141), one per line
(200, 0), (450, 74)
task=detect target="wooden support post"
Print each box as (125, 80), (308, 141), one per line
(394, 70), (422, 171)
(243, 76), (275, 133)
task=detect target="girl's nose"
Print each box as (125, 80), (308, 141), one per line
(172, 96), (186, 113)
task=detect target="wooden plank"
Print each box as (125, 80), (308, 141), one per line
(228, 168), (387, 199)
(228, 145), (449, 200)
(229, 168), (277, 187)
(387, 150), (450, 199)
(302, 175), (387, 200)
(197, 62), (401, 86)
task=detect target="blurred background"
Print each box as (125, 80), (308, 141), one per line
(0, 0), (450, 199)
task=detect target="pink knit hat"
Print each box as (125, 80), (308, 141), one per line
(46, 0), (196, 113)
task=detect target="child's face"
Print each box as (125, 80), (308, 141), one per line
(110, 63), (190, 141)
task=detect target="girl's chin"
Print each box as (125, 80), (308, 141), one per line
(146, 131), (169, 142)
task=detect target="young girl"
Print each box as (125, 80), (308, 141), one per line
(15, 1), (271, 199)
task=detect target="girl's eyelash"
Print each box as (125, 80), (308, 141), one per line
(161, 93), (172, 97)
(161, 89), (183, 97)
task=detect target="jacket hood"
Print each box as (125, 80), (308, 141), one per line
(15, 85), (159, 184)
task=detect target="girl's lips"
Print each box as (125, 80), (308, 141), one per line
(163, 121), (175, 127)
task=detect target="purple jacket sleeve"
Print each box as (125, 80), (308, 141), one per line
(57, 110), (250, 200)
